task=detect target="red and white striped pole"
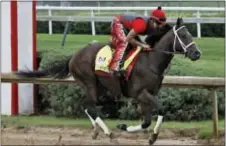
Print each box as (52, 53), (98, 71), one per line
(1, 1), (37, 115)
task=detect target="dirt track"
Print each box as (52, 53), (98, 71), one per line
(1, 126), (200, 145)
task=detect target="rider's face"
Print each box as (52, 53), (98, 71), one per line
(153, 21), (158, 28)
(158, 23), (165, 28)
(151, 19), (163, 29)
(151, 20), (158, 28)
(150, 19), (166, 30)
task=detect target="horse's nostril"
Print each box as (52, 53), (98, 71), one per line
(195, 51), (200, 58)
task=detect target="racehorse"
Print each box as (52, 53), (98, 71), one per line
(15, 18), (201, 145)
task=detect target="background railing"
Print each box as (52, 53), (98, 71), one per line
(36, 6), (225, 37)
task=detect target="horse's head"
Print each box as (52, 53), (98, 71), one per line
(145, 18), (201, 61)
(172, 18), (201, 61)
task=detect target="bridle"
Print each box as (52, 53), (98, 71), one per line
(172, 25), (196, 55)
(150, 25), (196, 55)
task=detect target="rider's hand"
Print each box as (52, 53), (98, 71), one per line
(142, 44), (150, 49)
(142, 44), (152, 51)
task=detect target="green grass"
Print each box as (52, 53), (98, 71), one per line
(37, 34), (224, 77)
(2, 115), (225, 130)
(37, 34), (108, 52)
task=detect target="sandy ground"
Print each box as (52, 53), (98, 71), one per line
(1, 126), (201, 145)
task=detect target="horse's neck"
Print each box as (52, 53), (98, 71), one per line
(148, 52), (173, 76)
(148, 30), (174, 75)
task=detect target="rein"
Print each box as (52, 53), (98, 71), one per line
(148, 49), (183, 55)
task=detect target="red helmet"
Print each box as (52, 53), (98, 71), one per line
(150, 6), (167, 24)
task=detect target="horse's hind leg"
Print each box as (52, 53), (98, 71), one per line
(84, 109), (101, 139)
(82, 82), (117, 142)
(82, 82), (103, 139)
(71, 76), (101, 139)
(85, 102), (119, 143)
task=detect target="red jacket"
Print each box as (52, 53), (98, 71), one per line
(117, 14), (153, 35)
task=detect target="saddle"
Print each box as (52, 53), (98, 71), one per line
(94, 43), (142, 81)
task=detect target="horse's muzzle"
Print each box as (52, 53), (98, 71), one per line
(190, 50), (201, 61)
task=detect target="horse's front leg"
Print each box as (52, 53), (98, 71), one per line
(149, 115), (164, 145)
(117, 89), (155, 132)
(116, 103), (152, 132)
(116, 89), (163, 145)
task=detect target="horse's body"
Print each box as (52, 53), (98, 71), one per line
(16, 18), (201, 145)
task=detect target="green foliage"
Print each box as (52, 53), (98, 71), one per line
(118, 100), (137, 120)
(70, 22), (92, 34)
(38, 51), (86, 117)
(117, 89), (225, 121)
(157, 88), (221, 121)
(37, 21), (225, 37)
(43, 84), (85, 117)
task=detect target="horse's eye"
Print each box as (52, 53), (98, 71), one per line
(180, 34), (186, 38)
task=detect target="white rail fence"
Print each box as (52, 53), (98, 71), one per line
(36, 6), (225, 38)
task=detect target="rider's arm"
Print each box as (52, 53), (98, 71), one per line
(126, 29), (150, 48)
(125, 18), (151, 49)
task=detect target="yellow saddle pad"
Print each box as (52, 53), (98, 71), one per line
(95, 45), (113, 73)
(95, 45), (142, 73)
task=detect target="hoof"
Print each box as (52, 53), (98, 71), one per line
(109, 132), (117, 139)
(92, 125), (100, 140)
(92, 132), (99, 140)
(149, 133), (158, 145)
(116, 124), (127, 131)
(109, 132), (119, 145)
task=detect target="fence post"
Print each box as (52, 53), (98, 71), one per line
(211, 88), (219, 138)
(60, 21), (71, 49)
(48, 9), (52, 35)
(91, 9), (96, 36)
(144, 10), (148, 16)
(196, 10), (201, 38)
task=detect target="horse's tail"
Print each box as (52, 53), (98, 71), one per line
(16, 55), (72, 79)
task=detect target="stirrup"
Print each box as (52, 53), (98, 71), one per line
(109, 69), (121, 77)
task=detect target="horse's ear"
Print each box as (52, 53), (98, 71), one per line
(176, 17), (180, 26)
(179, 17), (184, 25)
(176, 17), (183, 28)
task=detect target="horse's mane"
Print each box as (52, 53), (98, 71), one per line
(145, 23), (172, 47)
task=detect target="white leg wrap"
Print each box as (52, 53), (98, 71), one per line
(84, 109), (96, 127)
(95, 117), (111, 135)
(154, 115), (163, 134)
(126, 124), (143, 133)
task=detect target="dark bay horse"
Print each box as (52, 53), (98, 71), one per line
(16, 18), (201, 145)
